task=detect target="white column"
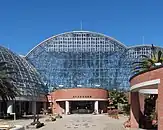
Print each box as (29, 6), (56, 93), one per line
(65, 101), (69, 114)
(32, 101), (36, 115)
(7, 101), (13, 114)
(94, 101), (99, 114)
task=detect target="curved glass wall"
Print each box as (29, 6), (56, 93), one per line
(26, 31), (163, 91)
(0, 46), (47, 96)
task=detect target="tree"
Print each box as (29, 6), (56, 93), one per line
(132, 45), (160, 126)
(0, 61), (19, 102)
(132, 45), (163, 74)
(109, 89), (128, 109)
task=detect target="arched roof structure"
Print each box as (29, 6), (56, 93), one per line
(26, 31), (127, 58)
(25, 31), (163, 91)
(0, 46), (48, 97)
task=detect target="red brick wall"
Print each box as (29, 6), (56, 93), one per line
(130, 67), (163, 130)
(50, 88), (108, 115)
(130, 67), (163, 86)
(50, 88), (108, 100)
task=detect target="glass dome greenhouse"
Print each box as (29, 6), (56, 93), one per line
(26, 31), (163, 91)
(0, 46), (48, 97)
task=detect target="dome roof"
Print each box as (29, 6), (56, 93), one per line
(26, 31), (127, 57)
(25, 31), (128, 91)
(25, 31), (163, 91)
(0, 46), (48, 97)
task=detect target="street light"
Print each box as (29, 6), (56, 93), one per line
(113, 88), (117, 91)
(59, 85), (63, 87)
(155, 62), (161, 66)
(95, 84), (100, 87)
(77, 85), (82, 87)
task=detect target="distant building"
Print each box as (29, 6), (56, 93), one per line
(25, 31), (163, 114)
(0, 46), (47, 117)
(0, 31), (162, 115)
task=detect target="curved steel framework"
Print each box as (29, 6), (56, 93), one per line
(26, 31), (163, 91)
(0, 46), (47, 96)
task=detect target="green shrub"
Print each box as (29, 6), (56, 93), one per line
(122, 104), (130, 115)
(36, 123), (44, 129)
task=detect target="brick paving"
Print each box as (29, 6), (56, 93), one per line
(3, 114), (128, 130)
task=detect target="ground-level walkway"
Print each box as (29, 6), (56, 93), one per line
(47, 114), (127, 130)
(2, 114), (128, 130)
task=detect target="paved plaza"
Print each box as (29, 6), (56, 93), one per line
(2, 114), (128, 130)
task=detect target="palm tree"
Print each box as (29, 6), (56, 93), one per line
(132, 45), (161, 125)
(0, 61), (19, 102)
(109, 89), (128, 109)
(132, 45), (163, 74)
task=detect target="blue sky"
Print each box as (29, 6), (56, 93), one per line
(0, 0), (163, 55)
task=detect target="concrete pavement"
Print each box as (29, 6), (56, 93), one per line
(3, 114), (128, 130)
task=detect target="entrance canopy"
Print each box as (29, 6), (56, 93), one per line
(50, 88), (108, 115)
(55, 98), (108, 101)
(50, 88), (108, 102)
(130, 79), (159, 94)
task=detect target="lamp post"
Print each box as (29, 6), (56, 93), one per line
(77, 85), (82, 87)
(95, 84), (100, 88)
(59, 85), (64, 88)
(155, 62), (161, 66)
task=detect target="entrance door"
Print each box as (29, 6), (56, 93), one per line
(70, 101), (94, 114)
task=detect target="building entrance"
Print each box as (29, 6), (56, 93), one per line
(70, 101), (94, 114)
